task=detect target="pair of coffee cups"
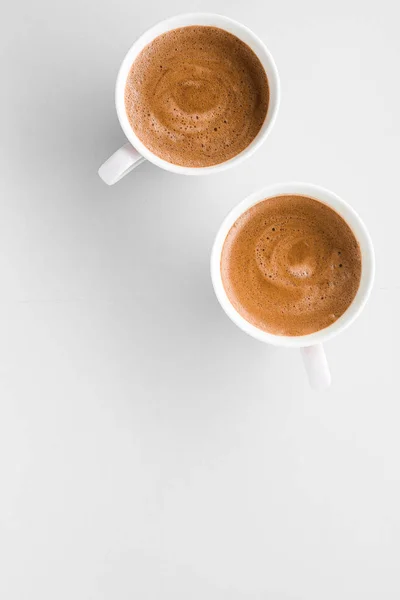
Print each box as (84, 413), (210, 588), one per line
(98, 13), (375, 390)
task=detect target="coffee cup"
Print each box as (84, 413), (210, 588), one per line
(211, 182), (375, 390)
(98, 13), (280, 185)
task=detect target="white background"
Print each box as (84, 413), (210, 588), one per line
(1, 0), (399, 598)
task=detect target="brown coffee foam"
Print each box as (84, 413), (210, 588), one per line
(221, 195), (362, 336)
(125, 26), (269, 167)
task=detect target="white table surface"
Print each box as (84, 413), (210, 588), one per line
(1, 0), (399, 598)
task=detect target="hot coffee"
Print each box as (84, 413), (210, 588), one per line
(125, 26), (269, 167)
(221, 195), (362, 336)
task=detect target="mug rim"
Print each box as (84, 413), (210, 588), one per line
(114, 12), (280, 175)
(210, 182), (375, 348)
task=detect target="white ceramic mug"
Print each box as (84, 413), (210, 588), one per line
(211, 182), (375, 390)
(98, 13), (280, 185)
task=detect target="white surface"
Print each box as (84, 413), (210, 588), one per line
(0, 0), (399, 599)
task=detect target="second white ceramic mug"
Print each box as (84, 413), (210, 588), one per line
(98, 13), (280, 185)
(211, 182), (375, 390)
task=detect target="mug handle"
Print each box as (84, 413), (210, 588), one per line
(300, 344), (331, 390)
(98, 143), (146, 185)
